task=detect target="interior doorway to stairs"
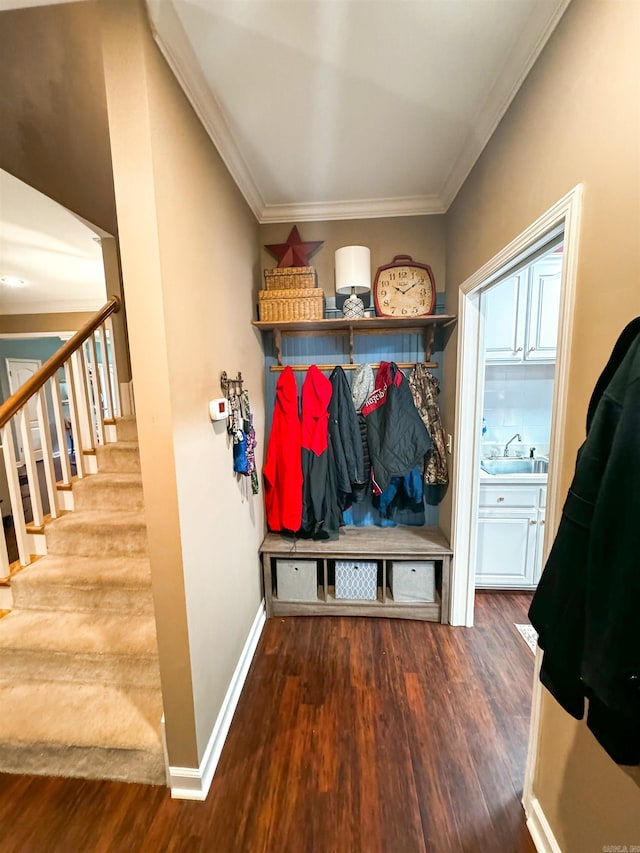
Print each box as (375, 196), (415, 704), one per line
(449, 186), (582, 629)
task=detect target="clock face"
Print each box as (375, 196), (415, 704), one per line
(373, 262), (435, 317)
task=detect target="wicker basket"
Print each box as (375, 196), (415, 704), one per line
(263, 266), (317, 290)
(259, 287), (324, 321)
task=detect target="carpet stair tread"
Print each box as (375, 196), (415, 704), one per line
(95, 442), (140, 473)
(12, 554), (152, 587)
(0, 681), (164, 785)
(11, 555), (154, 614)
(45, 510), (148, 558)
(72, 473), (144, 511)
(0, 609), (158, 657)
(114, 417), (138, 442)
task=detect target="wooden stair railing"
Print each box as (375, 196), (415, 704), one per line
(0, 297), (122, 577)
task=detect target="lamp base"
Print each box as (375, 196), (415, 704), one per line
(342, 293), (365, 319)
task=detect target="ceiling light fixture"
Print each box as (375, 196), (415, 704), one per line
(0, 276), (26, 288)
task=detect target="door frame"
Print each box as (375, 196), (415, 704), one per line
(449, 184), (582, 627)
(448, 185), (583, 825)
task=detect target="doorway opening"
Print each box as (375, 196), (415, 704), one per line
(475, 239), (562, 592)
(450, 185), (582, 630)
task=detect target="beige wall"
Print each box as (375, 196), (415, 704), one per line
(446, 0), (640, 846)
(0, 2), (132, 382)
(101, 0), (264, 767)
(260, 215), (446, 303)
(0, 2), (117, 237)
(0, 312), (94, 336)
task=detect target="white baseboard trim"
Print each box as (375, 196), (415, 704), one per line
(168, 600), (266, 800)
(525, 795), (562, 853)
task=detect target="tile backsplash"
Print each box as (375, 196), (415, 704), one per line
(482, 362), (555, 456)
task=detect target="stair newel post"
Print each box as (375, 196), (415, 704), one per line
(71, 347), (95, 455)
(64, 358), (85, 479)
(1, 424), (30, 566)
(18, 408), (44, 529)
(97, 323), (115, 421)
(104, 317), (122, 418)
(87, 332), (105, 445)
(36, 387), (59, 519)
(51, 373), (72, 486)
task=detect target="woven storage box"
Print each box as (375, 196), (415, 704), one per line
(335, 560), (377, 601)
(388, 561), (435, 603)
(259, 288), (324, 321)
(276, 559), (318, 602)
(264, 266), (317, 290)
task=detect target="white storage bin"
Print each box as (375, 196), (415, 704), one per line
(335, 560), (377, 601)
(276, 559), (318, 602)
(388, 561), (435, 603)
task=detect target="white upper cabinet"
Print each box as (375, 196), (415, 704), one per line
(483, 273), (527, 361)
(525, 259), (561, 360)
(483, 254), (561, 362)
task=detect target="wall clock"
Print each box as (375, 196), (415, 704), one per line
(373, 255), (436, 318)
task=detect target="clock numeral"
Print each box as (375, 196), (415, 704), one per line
(402, 308), (408, 315)
(380, 289), (387, 297)
(388, 272), (396, 281)
(399, 270), (408, 279)
(383, 299), (389, 306)
(390, 307), (396, 314)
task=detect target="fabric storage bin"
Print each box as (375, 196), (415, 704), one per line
(276, 559), (318, 602)
(388, 561), (435, 603)
(335, 560), (377, 601)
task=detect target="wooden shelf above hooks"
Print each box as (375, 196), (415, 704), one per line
(252, 314), (456, 366)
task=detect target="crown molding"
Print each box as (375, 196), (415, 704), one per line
(260, 195), (445, 224)
(439, 0), (572, 209)
(146, 0), (265, 222)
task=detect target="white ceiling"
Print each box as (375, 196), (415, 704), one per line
(0, 0), (569, 315)
(147, 0), (571, 222)
(0, 170), (107, 315)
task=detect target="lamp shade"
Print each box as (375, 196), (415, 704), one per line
(335, 246), (371, 295)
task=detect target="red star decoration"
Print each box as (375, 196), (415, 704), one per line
(265, 226), (324, 268)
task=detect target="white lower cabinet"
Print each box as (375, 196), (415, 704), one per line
(476, 482), (546, 589)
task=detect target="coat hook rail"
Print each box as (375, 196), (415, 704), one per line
(220, 371), (244, 396)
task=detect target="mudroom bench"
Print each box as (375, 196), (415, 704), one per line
(260, 525), (452, 623)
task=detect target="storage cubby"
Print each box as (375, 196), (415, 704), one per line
(260, 526), (452, 623)
(255, 313), (455, 623)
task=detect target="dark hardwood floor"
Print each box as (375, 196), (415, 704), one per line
(0, 593), (536, 852)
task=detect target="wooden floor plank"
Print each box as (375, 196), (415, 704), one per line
(0, 593), (536, 853)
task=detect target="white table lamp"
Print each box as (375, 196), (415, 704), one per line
(335, 246), (371, 319)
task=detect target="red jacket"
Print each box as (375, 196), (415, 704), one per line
(263, 366), (302, 532)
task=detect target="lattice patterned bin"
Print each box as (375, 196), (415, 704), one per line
(335, 560), (378, 601)
(388, 561), (435, 603)
(276, 559), (318, 602)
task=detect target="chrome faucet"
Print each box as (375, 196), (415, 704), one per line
(503, 433), (522, 456)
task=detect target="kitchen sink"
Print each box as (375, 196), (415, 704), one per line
(481, 457), (549, 475)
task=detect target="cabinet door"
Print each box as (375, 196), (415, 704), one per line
(475, 508), (538, 588)
(483, 272), (527, 361)
(525, 259), (561, 360)
(532, 508), (546, 586)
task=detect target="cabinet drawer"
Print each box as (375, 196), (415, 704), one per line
(276, 559), (318, 602)
(479, 485), (539, 508)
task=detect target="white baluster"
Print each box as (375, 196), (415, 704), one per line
(51, 373), (72, 486)
(1, 424), (30, 567)
(72, 348), (94, 453)
(64, 358), (85, 479)
(105, 317), (121, 417)
(0, 510), (10, 582)
(18, 409), (44, 529)
(97, 323), (115, 422)
(87, 332), (105, 445)
(36, 388), (59, 519)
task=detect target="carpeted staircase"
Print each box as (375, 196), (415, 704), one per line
(0, 417), (165, 786)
